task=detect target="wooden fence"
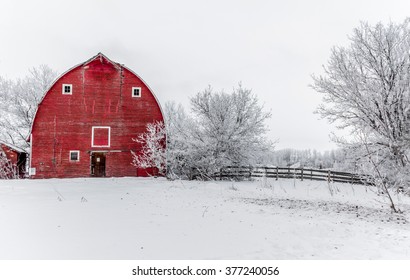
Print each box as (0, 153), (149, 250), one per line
(212, 166), (374, 185)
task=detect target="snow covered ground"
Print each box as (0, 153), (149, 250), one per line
(0, 177), (409, 259)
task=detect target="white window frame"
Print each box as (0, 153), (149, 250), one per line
(62, 84), (73, 95)
(69, 150), (80, 162)
(132, 87), (141, 98)
(91, 126), (111, 147)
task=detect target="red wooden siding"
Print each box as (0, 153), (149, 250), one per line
(92, 127), (110, 147)
(1, 144), (20, 165)
(30, 53), (164, 178)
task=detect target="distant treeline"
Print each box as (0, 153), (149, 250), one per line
(268, 148), (356, 172)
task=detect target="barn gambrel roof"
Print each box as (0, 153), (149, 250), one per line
(28, 52), (164, 141)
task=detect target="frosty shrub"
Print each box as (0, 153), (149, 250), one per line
(0, 147), (18, 179)
(312, 19), (410, 211)
(131, 121), (167, 176)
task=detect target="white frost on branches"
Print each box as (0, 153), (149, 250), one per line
(0, 65), (58, 150)
(131, 121), (166, 176)
(312, 19), (410, 211)
(0, 147), (18, 179)
(132, 84), (273, 179)
(188, 85), (273, 174)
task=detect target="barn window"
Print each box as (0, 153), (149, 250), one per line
(62, 84), (72, 95)
(69, 151), (80, 162)
(132, 87), (141, 98)
(92, 126), (111, 147)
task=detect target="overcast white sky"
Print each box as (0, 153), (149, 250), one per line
(1, 0), (410, 151)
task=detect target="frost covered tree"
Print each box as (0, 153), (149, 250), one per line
(165, 85), (272, 178)
(0, 65), (58, 150)
(189, 85), (272, 175)
(312, 19), (410, 208)
(163, 101), (194, 178)
(134, 85), (273, 179)
(131, 121), (166, 176)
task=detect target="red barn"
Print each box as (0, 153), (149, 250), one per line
(29, 53), (164, 178)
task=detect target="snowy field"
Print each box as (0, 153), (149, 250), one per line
(0, 177), (409, 260)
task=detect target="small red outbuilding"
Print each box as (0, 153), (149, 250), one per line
(0, 141), (27, 178)
(29, 53), (164, 178)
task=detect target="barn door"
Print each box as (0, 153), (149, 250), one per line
(91, 152), (106, 177)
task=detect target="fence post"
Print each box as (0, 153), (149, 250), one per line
(311, 169), (313, 181)
(276, 167), (278, 180)
(327, 170), (331, 183)
(288, 167), (290, 178)
(220, 167), (223, 181)
(301, 167), (304, 181)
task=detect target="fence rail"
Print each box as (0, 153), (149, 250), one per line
(211, 166), (374, 185)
